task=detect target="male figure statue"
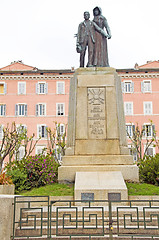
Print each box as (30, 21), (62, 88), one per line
(76, 11), (95, 67)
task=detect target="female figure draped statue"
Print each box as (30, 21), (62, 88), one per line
(93, 6), (111, 67)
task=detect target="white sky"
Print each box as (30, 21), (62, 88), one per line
(0, 0), (159, 70)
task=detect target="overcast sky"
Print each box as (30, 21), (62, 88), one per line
(0, 0), (159, 70)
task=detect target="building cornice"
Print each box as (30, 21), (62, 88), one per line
(0, 75), (73, 80)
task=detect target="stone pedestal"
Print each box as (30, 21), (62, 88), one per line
(58, 68), (139, 184)
(75, 171), (128, 202)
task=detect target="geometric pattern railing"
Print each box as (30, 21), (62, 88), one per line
(12, 197), (159, 239)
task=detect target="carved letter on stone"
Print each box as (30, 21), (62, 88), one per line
(87, 88), (106, 139)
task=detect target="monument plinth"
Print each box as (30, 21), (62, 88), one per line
(58, 68), (139, 192)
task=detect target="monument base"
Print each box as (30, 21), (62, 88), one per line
(75, 171), (128, 202)
(58, 164), (139, 183)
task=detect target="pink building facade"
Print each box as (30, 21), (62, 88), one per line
(1, 60), (159, 165)
(119, 61), (159, 160)
(0, 61), (73, 165)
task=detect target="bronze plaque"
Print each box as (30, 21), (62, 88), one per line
(87, 88), (106, 139)
(81, 193), (94, 201)
(108, 193), (121, 201)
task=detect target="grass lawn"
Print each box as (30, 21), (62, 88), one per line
(126, 182), (159, 195)
(19, 183), (74, 196)
(18, 182), (159, 197)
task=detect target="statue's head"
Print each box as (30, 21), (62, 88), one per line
(84, 11), (90, 20)
(93, 7), (102, 16)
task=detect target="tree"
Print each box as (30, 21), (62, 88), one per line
(0, 122), (40, 173)
(46, 122), (67, 163)
(126, 121), (159, 161)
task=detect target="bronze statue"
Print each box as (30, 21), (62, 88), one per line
(76, 7), (111, 68)
(76, 11), (95, 67)
(93, 6), (111, 67)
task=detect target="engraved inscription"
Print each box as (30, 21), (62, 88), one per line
(108, 193), (121, 201)
(81, 193), (94, 201)
(88, 88), (106, 139)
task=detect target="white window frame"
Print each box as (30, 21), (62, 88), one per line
(126, 123), (135, 137)
(0, 82), (7, 95)
(36, 103), (46, 116)
(16, 146), (25, 160)
(128, 145), (138, 161)
(36, 145), (47, 155)
(122, 81), (134, 93)
(141, 80), (152, 93)
(0, 125), (3, 139)
(56, 81), (65, 94)
(56, 103), (65, 116)
(16, 124), (27, 134)
(0, 104), (6, 116)
(36, 82), (48, 94)
(37, 124), (48, 138)
(143, 101), (152, 115)
(56, 123), (65, 139)
(144, 145), (155, 156)
(124, 102), (133, 115)
(143, 123), (155, 137)
(18, 82), (26, 95)
(15, 104), (27, 116)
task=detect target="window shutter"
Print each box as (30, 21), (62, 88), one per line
(141, 82), (144, 93)
(3, 104), (6, 116)
(45, 83), (48, 94)
(4, 83), (6, 94)
(36, 104), (39, 116)
(15, 104), (18, 116)
(131, 82), (134, 93)
(38, 125), (42, 138)
(132, 125), (135, 135)
(152, 124), (155, 136)
(121, 82), (125, 93)
(0, 125), (3, 139)
(45, 126), (48, 138)
(24, 104), (27, 116)
(142, 125), (146, 137)
(36, 83), (39, 94)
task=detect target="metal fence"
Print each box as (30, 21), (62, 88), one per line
(12, 196), (159, 239)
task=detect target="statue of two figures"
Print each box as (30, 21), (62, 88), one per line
(76, 7), (111, 68)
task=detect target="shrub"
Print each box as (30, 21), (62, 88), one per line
(5, 154), (59, 193)
(138, 154), (159, 185)
(0, 170), (13, 185)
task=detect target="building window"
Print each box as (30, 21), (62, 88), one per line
(0, 82), (7, 94)
(128, 145), (138, 161)
(126, 123), (135, 137)
(56, 103), (65, 116)
(0, 104), (6, 116)
(56, 81), (65, 94)
(143, 124), (155, 137)
(56, 123), (65, 138)
(143, 102), (152, 115)
(16, 146), (25, 160)
(36, 104), (46, 116)
(122, 81), (134, 93)
(16, 124), (27, 134)
(36, 82), (48, 94)
(18, 82), (26, 95)
(144, 146), (155, 156)
(141, 80), (151, 93)
(15, 104), (27, 116)
(124, 102), (133, 115)
(36, 145), (46, 155)
(0, 125), (3, 139)
(37, 124), (48, 138)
